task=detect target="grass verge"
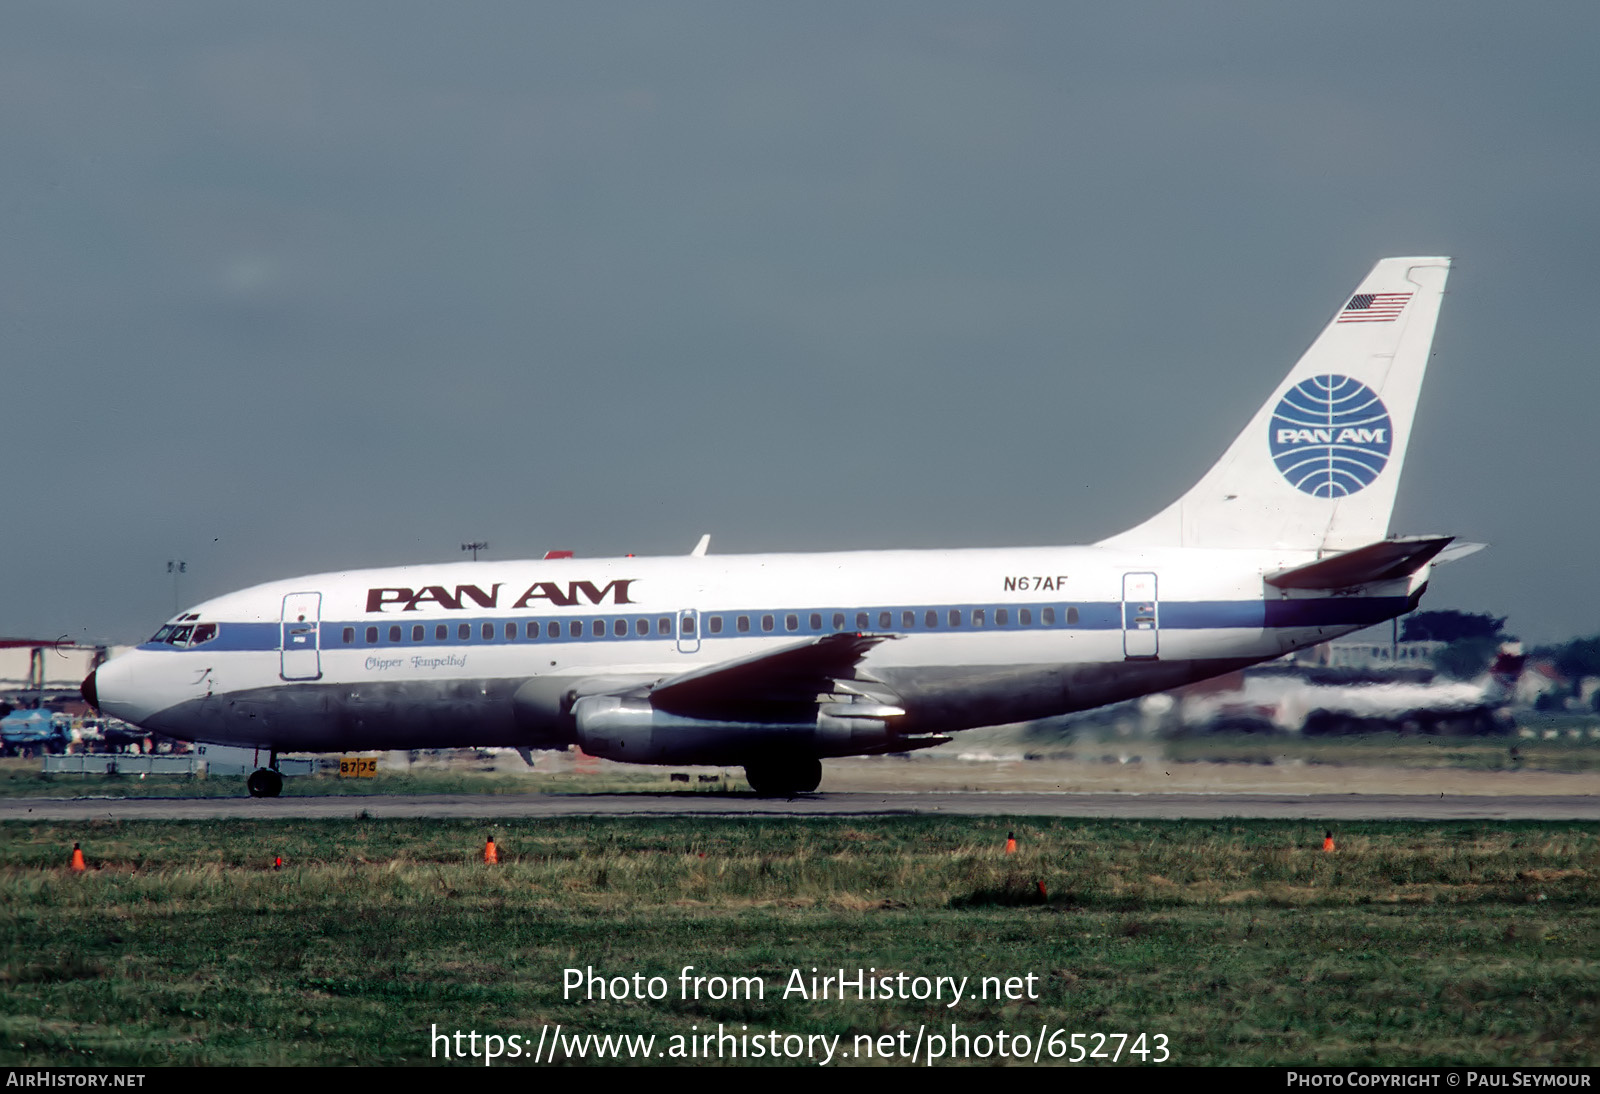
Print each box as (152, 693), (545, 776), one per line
(1, 817), (1594, 1066)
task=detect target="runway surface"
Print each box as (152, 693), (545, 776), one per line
(1, 791), (1594, 821)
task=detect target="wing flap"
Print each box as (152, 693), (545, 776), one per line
(649, 632), (898, 721)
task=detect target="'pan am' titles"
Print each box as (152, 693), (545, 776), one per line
(1268, 374), (1392, 498)
(366, 580), (636, 613)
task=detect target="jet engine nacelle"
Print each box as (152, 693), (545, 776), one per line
(571, 695), (899, 764)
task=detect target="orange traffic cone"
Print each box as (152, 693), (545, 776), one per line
(1322, 831), (1335, 853)
(484, 836), (498, 865)
(1005, 832), (1017, 855)
(69, 843), (86, 872)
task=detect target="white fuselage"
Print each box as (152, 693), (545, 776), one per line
(91, 543), (1420, 759)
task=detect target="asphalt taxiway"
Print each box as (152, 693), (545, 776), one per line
(1, 791), (1593, 822)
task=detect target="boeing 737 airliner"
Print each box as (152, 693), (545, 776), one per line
(85, 257), (1469, 796)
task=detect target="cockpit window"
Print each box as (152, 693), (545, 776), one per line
(150, 621), (219, 648)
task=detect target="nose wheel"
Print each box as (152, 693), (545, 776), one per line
(246, 767), (283, 798)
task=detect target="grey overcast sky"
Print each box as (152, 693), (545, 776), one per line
(3, 3), (1597, 645)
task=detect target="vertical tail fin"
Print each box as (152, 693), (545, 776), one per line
(1101, 256), (1451, 551)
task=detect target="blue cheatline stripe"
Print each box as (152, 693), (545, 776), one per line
(133, 596), (1412, 654)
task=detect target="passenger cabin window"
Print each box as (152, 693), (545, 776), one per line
(412, 624), (424, 642)
(1019, 608), (1032, 625)
(832, 612), (845, 630)
(638, 618), (652, 636)
(459, 624), (470, 640)
(950, 609), (962, 627)
(737, 616), (750, 633)
(1067, 606), (1079, 624)
(658, 617), (672, 635)
(483, 623), (494, 640)
(786, 614), (798, 632)
(342, 627), (355, 645)
(569, 621), (582, 638)
(1042, 607), (1055, 626)
(902, 610), (914, 628)
(761, 615), (774, 632)
(389, 625), (402, 642)
(856, 612), (869, 629)
(436, 624), (448, 641)
(709, 616), (723, 635)
(365, 626), (378, 644)
(591, 620), (604, 637)
(506, 622), (518, 639)
(925, 610), (937, 628)
(681, 615), (695, 635)
(878, 611), (892, 629)
(614, 619), (627, 637)
(973, 609), (985, 627)
(996, 608), (1009, 625)
(810, 613), (822, 630)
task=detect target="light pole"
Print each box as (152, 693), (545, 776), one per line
(461, 541), (488, 562)
(167, 560), (187, 616)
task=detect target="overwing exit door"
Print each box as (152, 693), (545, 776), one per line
(676, 609), (701, 654)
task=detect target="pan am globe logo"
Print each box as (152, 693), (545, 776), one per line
(1268, 375), (1392, 497)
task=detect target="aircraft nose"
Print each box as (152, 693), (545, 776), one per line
(81, 669), (99, 711)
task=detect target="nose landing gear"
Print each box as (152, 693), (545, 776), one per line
(246, 769), (282, 797)
(246, 751), (284, 798)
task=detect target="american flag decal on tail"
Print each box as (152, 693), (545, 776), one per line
(1337, 291), (1412, 323)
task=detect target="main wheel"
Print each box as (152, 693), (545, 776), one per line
(246, 768), (283, 798)
(743, 757), (822, 796)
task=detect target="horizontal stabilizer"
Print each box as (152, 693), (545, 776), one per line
(1265, 535), (1455, 590)
(1434, 541), (1487, 566)
(650, 632), (899, 721)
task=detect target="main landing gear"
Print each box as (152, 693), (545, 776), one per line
(743, 756), (822, 797)
(247, 751), (283, 798)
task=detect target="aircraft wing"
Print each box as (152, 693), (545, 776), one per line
(648, 632), (900, 722)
